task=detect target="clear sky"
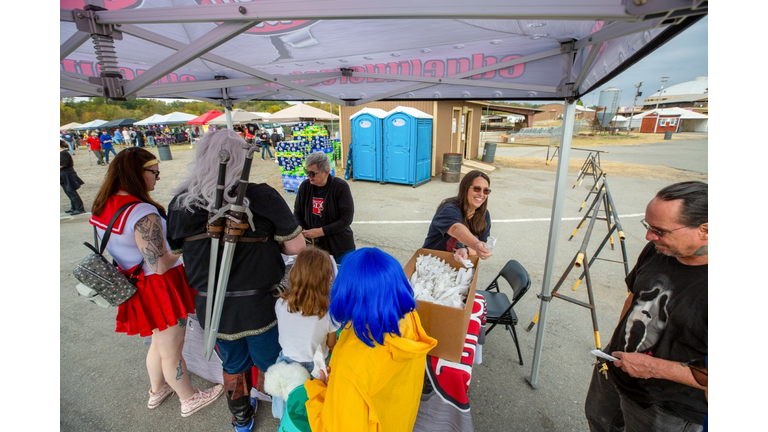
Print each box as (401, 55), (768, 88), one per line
(582, 15), (708, 108)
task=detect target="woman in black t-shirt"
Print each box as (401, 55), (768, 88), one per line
(422, 170), (493, 263)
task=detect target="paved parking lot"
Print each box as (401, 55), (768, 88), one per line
(59, 136), (707, 431)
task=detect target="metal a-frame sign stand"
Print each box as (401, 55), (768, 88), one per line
(525, 155), (629, 351)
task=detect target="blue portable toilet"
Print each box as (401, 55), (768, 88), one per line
(350, 107), (388, 182)
(382, 106), (433, 187)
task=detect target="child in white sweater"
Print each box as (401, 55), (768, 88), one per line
(272, 246), (338, 419)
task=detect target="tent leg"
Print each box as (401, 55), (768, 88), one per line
(527, 99), (576, 389)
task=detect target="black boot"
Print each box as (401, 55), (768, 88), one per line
(227, 395), (254, 431)
(223, 370), (254, 430)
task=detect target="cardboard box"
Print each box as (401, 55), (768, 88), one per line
(403, 248), (480, 362)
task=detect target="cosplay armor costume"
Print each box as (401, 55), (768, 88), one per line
(89, 194), (195, 336)
(167, 183), (302, 428)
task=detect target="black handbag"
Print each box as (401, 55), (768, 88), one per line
(72, 202), (144, 307)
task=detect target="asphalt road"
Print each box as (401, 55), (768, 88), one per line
(486, 133), (708, 175)
(59, 135), (708, 431)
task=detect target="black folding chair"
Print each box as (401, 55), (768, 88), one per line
(482, 260), (531, 365)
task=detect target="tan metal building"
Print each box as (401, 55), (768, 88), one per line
(340, 101), (488, 179)
(532, 103), (596, 123)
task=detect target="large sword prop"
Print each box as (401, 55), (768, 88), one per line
(202, 150), (230, 359)
(204, 145), (258, 360)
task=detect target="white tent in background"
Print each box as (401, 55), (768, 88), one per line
(134, 114), (165, 126)
(207, 109), (265, 125)
(267, 103), (340, 123)
(251, 112), (272, 119)
(153, 112), (197, 125)
(60, 122), (82, 131)
(611, 115), (629, 129)
(73, 119), (107, 131)
(59, 0), (708, 387)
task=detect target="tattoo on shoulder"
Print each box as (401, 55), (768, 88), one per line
(136, 214), (166, 272)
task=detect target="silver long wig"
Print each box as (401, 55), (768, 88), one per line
(172, 129), (250, 213)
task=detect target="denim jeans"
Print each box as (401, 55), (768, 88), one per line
(271, 351), (314, 420)
(585, 364), (703, 432)
(103, 147), (117, 163)
(261, 143), (273, 159)
(65, 140), (74, 154)
(214, 325), (281, 375)
(147, 136), (155, 147)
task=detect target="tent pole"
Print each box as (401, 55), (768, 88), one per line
(220, 87), (234, 130)
(526, 99), (576, 389)
(225, 108), (233, 130)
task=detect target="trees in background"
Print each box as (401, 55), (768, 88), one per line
(60, 98), (293, 124)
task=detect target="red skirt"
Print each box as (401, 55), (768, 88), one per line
(115, 265), (197, 337)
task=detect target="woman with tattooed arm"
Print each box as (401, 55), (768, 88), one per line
(89, 147), (223, 417)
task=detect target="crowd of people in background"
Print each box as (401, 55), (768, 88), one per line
(61, 124), (289, 162)
(60, 125), (210, 164)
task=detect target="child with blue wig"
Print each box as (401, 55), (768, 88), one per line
(304, 247), (437, 431)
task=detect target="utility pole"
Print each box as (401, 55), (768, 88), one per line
(654, 77), (669, 110)
(627, 82), (642, 135)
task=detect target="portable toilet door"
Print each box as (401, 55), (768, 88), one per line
(383, 111), (416, 185)
(383, 107), (433, 186)
(350, 108), (387, 182)
(414, 118), (433, 186)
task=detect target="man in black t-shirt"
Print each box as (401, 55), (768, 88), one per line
(585, 181), (708, 431)
(270, 128), (281, 146)
(258, 129), (273, 160)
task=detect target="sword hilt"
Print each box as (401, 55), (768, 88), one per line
(234, 145), (259, 205)
(214, 150), (231, 208)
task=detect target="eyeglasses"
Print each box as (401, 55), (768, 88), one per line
(640, 219), (688, 238)
(144, 169), (160, 179)
(471, 186), (492, 195)
(687, 358), (707, 387)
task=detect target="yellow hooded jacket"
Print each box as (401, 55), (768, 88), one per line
(304, 311), (437, 431)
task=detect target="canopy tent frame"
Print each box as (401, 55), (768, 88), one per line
(60, 1), (706, 105)
(60, 0), (707, 388)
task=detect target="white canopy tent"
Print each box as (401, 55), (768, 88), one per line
(206, 108), (265, 125)
(134, 113), (165, 126)
(72, 119), (107, 131)
(59, 0), (707, 387)
(155, 111), (197, 124)
(267, 103), (340, 123)
(60, 122), (83, 131)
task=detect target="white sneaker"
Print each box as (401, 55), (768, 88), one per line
(180, 384), (224, 417)
(147, 382), (174, 409)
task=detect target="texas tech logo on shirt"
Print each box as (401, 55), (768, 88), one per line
(312, 198), (324, 216)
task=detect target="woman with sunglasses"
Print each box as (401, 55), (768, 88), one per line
(89, 147), (224, 418)
(294, 151), (356, 263)
(423, 170), (493, 262)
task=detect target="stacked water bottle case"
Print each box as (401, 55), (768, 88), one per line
(277, 122), (340, 193)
